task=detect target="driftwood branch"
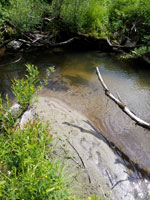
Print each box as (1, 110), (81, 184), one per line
(106, 37), (141, 49)
(22, 33), (75, 48)
(49, 37), (75, 47)
(44, 17), (55, 22)
(96, 67), (150, 130)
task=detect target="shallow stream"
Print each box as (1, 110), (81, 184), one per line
(1, 48), (150, 176)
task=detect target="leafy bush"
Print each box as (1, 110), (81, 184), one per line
(59, 0), (108, 37)
(0, 94), (17, 133)
(0, 64), (40, 135)
(107, 0), (150, 44)
(0, 121), (70, 200)
(6, 0), (49, 34)
(12, 64), (39, 111)
(0, 0), (10, 6)
(133, 46), (150, 57)
(0, 3), (6, 42)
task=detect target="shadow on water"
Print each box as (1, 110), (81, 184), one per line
(64, 75), (89, 86)
(1, 48), (150, 180)
(45, 79), (69, 92)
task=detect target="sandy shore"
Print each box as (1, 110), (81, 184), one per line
(29, 96), (149, 200)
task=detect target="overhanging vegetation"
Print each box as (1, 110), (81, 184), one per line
(0, 0), (149, 57)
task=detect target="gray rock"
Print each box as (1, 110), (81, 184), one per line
(7, 40), (22, 50)
(20, 109), (35, 129)
(9, 103), (22, 117)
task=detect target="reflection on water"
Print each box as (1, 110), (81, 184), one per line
(1, 49), (150, 174)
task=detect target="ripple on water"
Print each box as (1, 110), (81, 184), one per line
(1, 50), (150, 176)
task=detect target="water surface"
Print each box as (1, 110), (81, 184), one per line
(1, 49), (150, 174)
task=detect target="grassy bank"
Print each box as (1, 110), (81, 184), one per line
(0, 0), (149, 57)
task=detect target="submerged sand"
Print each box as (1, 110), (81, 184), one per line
(31, 96), (150, 200)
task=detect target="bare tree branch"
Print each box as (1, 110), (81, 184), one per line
(96, 67), (150, 130)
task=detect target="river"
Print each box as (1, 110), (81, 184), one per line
(1, 48), (150, 176)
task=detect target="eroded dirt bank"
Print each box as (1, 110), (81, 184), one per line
(31, 96), (150, 200)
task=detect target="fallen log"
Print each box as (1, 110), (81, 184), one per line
(22, 33), (75, 48)
(48, 37), (75, 47)
(106, 37), (142, 49)
(96, 67), (150, 130)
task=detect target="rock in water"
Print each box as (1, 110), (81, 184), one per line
(7, 40), (22, 51)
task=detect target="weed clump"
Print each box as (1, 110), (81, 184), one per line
(12, 64), (40, 111)
(0, 121), (70, 200)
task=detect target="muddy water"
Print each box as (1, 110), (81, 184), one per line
(1, 49), (150, 174)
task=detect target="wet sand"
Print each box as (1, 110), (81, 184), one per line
(33, 96), (150, 200)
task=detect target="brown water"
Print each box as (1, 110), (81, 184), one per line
(1, 49), (150, 175)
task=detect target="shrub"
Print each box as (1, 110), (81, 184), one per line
(12, 64), (39, 111)
(0, 121), (70, 200)
(0, 64), (40, 135)
(6, 0), (49, 34)
(0, 94), (17, 133)
(107, 0), (150, 44)
(59, 0), (108, 37)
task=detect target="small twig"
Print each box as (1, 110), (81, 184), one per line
(70, 156), (83, 168)
(116, 92), (123, 104)
(105, 169), (113, 187)
(67, 139), (91, 183)
(111, 178), (129, 190)
(60, 146), (82, 168)
(67, 140), (85, 167)
(99, 184), (107, 200)
(18, 39), (31, 44)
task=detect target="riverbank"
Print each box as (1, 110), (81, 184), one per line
(0, 0), (149, 62)
(30, 96), (150, 200)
